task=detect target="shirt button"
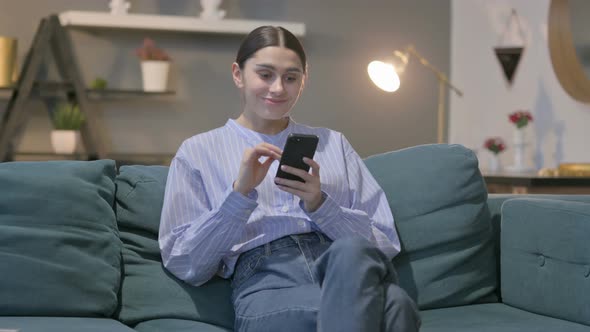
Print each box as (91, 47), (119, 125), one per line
(298, 220), (306, 227)
(281, 205), (289, 212)
(317, 217), (324, 223)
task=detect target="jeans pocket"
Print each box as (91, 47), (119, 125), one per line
(231, 250), (266, 290)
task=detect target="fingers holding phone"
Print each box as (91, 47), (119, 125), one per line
(234, 142), (282, 196)
(277, 157), (319, 183)
(275, 134), (318, 181)
(274, 134), (324, 212)
(275, 157), (324, 212)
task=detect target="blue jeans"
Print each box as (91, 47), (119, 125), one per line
(230, 232), (420, 332)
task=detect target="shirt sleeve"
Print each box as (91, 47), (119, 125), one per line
(158, 154), (257, 286)
(301, 136), (401, 259)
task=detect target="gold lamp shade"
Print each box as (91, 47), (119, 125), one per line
(367, 60), (401, 92)
(0, 36), (17, 87)
(367, 50), (409, 92)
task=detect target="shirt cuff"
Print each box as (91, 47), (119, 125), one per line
(300, 191), (340, 226)
(220, 189), (258, 221)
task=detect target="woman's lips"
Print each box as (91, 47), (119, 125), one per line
(263, 97), (288, 105)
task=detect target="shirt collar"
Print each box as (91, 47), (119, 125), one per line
(226, 117), (296, 146)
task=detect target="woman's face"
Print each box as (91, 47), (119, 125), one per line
(232, 46), (305, 122)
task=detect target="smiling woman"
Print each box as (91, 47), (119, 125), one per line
(158, 25), (420, 332)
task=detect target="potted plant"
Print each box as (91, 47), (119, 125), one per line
(483, 137), (506, 172)
(135, 38), (170, 92)
(508, 109), (533, 143)
(507, 110), (534, 172)
(91, 77), (108, 90)
(51, 101), (85, 154)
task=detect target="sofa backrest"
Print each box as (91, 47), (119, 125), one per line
(114, 165), (234, 329)
(118, 143), (497, 316)
(364, 144), (498, 309)
(0, 160), (121, 317)
(0, 143), (496, 321)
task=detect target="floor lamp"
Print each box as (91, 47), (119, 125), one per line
(368, 45), (463, 143)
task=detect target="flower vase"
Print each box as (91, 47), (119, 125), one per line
(140, 60), (170, 92)
(51, 130), (80, 154)
(488, 154), (501, 173)
(513, 127), (526, 144)
(507, 128), (533, 172)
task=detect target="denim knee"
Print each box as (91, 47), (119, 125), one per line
(324, 237), (382, 265)
(384, 284), (422, 331)
(313, 236), (397, 285)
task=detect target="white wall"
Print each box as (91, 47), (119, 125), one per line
(450, 0), (590, 171)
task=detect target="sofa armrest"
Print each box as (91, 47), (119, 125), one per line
(488, 194), (590, 219)
(501, 198), (590, 326)
(488, 194), (590, 247)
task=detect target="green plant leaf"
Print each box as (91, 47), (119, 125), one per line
(91, 77), (107, 89)
(52, 102), (85, 130)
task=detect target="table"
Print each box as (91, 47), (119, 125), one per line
(483, 172), (590, 194)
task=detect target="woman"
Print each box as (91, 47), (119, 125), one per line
(159, 26), (420, 332)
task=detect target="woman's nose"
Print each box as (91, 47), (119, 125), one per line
(269, 78), (284, 93)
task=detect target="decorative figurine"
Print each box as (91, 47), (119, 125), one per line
(109, 0), (131, 15)
(200, 0), (226, 20)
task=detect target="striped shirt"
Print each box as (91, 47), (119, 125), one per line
(159, 118), (400, 286)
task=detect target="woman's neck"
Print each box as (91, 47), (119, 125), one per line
(236, 114), (289, 135)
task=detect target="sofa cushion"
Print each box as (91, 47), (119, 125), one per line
(420, 303), (590, 332)
(364, 144), (497, 309)
(0, 317), (135, 332)
(115, 165), (234, 328)
(134, 319), (232, 332)
(0, 160), (121, 317)
(501, 198), (590, 326)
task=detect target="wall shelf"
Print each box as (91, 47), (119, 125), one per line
(0, 82), (174, 100)
(58, 11), (306, 37)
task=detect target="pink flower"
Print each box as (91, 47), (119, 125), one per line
(135, 38), (170, 61)
(484, 137), (506, 155)
(508, 110), (533, 129)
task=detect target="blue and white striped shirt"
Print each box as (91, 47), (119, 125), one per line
(159, 118), (400, 286)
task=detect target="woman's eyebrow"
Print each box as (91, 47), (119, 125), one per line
(255, 64), (302, 73)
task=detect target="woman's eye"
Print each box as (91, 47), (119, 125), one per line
(285, 75), (299, 82)
(258, 72), (272, 79)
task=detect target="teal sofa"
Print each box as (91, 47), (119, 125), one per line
(0, 144), (589, 332)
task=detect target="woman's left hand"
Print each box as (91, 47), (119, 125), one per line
(274, 157), (324, 212)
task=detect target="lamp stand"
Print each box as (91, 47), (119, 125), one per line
(438, 79), (445, 144)
(405, 46), (463, 144)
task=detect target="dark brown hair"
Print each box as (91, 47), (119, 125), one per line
(235, 26), (307, 72)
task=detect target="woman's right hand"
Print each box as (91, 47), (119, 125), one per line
(233, 143), (282, 196)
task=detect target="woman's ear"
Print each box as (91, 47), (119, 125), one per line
(301, 64), (309, 90)
(298, 72), (307, 95)
(232, 62), (244, 88)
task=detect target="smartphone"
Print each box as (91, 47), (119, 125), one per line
(276, 133), (319, 182)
